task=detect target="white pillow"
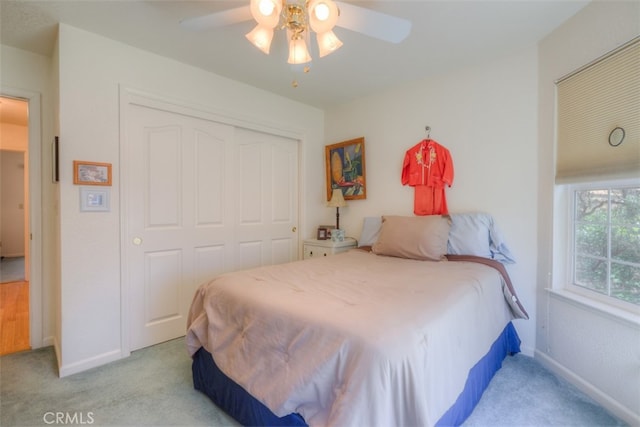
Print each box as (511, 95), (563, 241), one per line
(358, 216), (382, 247)
(447, 212), (516, 264)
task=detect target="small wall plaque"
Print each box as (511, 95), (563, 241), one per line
(80, 187), (110, 212)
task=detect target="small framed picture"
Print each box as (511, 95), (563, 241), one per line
(320, 225), (336, 237)
(73, 160), (112, 186)
(80, 187), (110, 212)
(317, 227), (328, 240)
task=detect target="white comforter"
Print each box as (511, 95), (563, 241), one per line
(186, 249), (514, 427)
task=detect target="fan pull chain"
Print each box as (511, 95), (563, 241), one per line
(291, 65), (311, 88)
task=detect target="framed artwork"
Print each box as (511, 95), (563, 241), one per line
(73, 160), (112, 186)
(325, 137), (366, 201)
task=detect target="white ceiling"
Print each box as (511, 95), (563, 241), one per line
(1, 0), (589, 109)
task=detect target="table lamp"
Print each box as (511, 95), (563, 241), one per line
(327, 188), (347, 230)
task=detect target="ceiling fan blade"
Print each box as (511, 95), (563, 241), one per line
(335, 1), (411, 43)
(180, 5), (252, 31)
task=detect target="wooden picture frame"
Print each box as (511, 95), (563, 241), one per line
(325, 137), (366, 201)
(320, 225), (336, 237)
(73, 160), (112, 186)
(317, 227), (328, 240)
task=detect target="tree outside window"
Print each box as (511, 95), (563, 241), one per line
(574, 185), (640, 305)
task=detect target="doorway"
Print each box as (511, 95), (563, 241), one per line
(0, 96), (30, 355)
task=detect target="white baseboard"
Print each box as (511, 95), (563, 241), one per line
(41, 335), (55, 348)
(519, 343), (535, 357)
(53, 337), (62, 375)
(0, 253), (25, 258)
(58, 348), (126, 378)
(535, 350), (640, 426)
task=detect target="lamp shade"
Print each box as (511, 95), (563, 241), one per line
(287, 35), (312, 64)
(308, 0), (340, 33)
(316, 30), (343, 57)
(246, 24), (274, 54)
(328, 188), (347, 207)
(249, 0), (282, 28)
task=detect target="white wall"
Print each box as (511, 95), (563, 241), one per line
(0, 122), (28, 151)
(0, 123), (28, 257)
(0, 150), (25, 257)
(325, 46), (539, 355)
(55, 24), (325, 375)
(536, 2), (640, 425)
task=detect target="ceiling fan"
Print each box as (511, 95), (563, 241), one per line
(180, 0), (412, 64)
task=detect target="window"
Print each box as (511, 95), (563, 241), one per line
(554, 37), (639, 310)
(570, 182), (640, 305)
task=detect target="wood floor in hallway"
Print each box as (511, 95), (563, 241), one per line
(0, 281), (30, 355)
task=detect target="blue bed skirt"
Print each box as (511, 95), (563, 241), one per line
(192, 322), (521, 427)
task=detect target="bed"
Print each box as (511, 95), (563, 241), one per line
(186, 213), (528, 426)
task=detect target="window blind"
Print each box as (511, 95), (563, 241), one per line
(556, 37), (640, 182)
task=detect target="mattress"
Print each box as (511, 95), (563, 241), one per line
(186, 249), (524, 426)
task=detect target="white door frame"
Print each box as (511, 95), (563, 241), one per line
(119, 86), (306, 356)
(1, 87), (44, 349)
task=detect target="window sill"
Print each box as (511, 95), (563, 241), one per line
(547, 288), (640, 328)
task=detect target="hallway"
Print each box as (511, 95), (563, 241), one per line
(0, 256), (25, 283)
(0, 279), (30, 355)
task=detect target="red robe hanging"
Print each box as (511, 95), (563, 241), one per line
(401, 139), (454, 215)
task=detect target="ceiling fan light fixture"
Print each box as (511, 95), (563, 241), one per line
(308, 0), (339, 33)
(287, 34), (312, 65)
(245, 0), (345, 69)
(245, 24), (274, 54)
(316, 30), (342, 57)
(249, 0), (281, 28)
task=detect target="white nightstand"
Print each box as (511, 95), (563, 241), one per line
(303, 237), (357, 259)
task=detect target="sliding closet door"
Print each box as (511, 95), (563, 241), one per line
(234, 128), (299, 270)
(124, 102), (299, 351)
